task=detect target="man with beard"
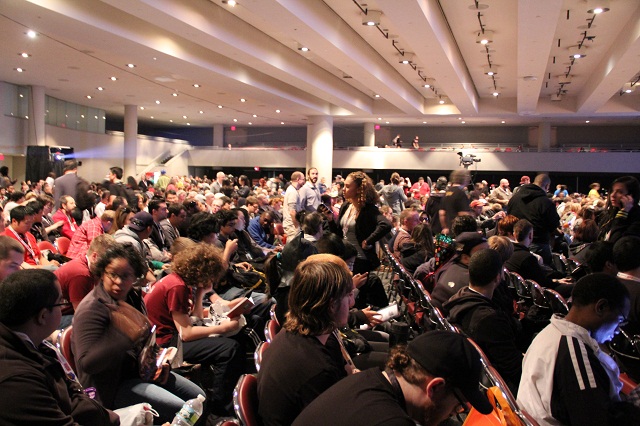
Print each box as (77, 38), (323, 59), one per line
(300, 167), (322, 212)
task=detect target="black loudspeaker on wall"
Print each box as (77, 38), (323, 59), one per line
(26, 146), (74, 183)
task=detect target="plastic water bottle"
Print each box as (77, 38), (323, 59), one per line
(171, 394), (206, 426)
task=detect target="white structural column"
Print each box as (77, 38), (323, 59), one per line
(537, 122), (551, 152)
(363, 122), (375, 147)
(28, 85), (46, 146)
(123, 105), (138, 178)
(213, 124), (224, 147)
(306, 116), (333, 183)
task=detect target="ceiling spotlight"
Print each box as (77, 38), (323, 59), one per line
(218, 105), (223, 108)
(439, 98), (445, 104)
(14, 68), (24, 73)
(222, 0), (237, 6)
(492, 91), (499, 97)
(187, 123), (191, 126)
(281, 122), (285, 125)
(86, 95), (92, 99)
(374, 94), (381, 98)
(155, 100), (160, 104)
(193, 84), (200, 88)
(233, 118), (238, 122)
(126, 63), (136, 68)
(484, 66), (497, 76)
(622, 82), (636, 94)
(362, 10), (382, 26)
(110, 76), (117, 81)
(297, 44), (310, 52)
(182, 115), (187, 119)
(585, 120), (590, 123)
(248, 122), (252, 125)
(97, 87), (104, 91)
(19, 53), (30, 58)
(172, 93), (178, 97)
(568, 47), (586, 59)
(252, 114), (257, 118)
(501, 120), (506, 124)
(27, 30), (37, 38)
(240, 98), (246, 102)
(587, 0), (610, 14)
(476, 30), (494, 44)
(199, 110), (204, 114)
(275, 109), (280, 113)
(139, 107), (145, 110)
(399, 53), (414, 64)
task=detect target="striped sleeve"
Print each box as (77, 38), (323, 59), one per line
(550, 335), (611, 425)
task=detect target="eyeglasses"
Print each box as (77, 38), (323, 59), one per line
(104, 270), (139, 283)
(48, 298), (71, 308)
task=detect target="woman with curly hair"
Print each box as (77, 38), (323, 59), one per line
(143, 242), (243, 414)
(337, 171), (391, 308)
(72, 243), (204, 423)
(257, 254), (355, 426)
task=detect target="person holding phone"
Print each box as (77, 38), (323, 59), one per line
(598, 176), (640, 244)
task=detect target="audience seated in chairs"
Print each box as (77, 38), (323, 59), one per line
(144, 242), (245, 416)
(257, 254), (356, 426)
(399, 223), (435, 275)
(72, 244), (204, 424)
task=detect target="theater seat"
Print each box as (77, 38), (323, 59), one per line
(56, 237), (71, 255)
(233, 374), (260, 426)
(56, 326), (76, 373)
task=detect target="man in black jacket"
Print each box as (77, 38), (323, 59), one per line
(444, 248), (523, 394)
(0, 269), (118, 425)
(507, 173), (559, 265)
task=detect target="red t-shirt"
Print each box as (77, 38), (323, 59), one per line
(144, 273), (193, 347)
(3, 228), (42, 265)
(54, 256), (97, 316)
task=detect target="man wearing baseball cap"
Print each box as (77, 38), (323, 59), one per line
(293, 330), (492, 426)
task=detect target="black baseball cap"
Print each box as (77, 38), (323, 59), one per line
(406, 331), (493, 415)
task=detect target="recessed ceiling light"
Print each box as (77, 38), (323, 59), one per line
(458, 117), (462, 120)
(461, 121), (466, 124)
(248, 122), (252, 125)
(169, 120), (173, 123)
(240, 98), (246, 102)
(585, 120), (590, 123)
(374, 94), (381, 98)
(126, 63), (136, 68)
(297, 45), (310, 52)
(423, 121), (427, 124)
(110, 76), (117, 81)
(150, 116), (154, 119)
(19, 53), (30, 58)
(233, 118), (238, 122)
(172, 93), (178, 97)
(81, 114), (85, 118)
(439, 99), (445, 104)
(252, 114), (257, 118)
(14, 68), (24, 72)
(26, 30), (37, 38)
(19, 94), (23, 98)
(97, 87), (104, 91)
(86, 95), (92, 99)
(155, 100), (160, 104)
(183, 115), (187, 119)
(281, 122), (285, 125)
(501, 120), (506, 124)
(218, 105), (223, 109)
(223, 0), (237, 6)
(492, 91), (499, 97)
(423, 84), (431, 88)
(275, 109), (280, 113)
(139, 106), (145, 110)
(199, 110), (204, 114)
(193, 84), (200, 88)
(187, 123), (191, 126)
(378, 117), (382, 120)
(25, 116), (29, 119)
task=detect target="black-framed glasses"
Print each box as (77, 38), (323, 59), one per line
(48, 298), (71, 308)
(105, 270), (139, 283)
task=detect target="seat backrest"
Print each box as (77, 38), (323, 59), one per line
(543, 288), (569, 316)
(264, 319), (281, 344)
(56, 237), (71, 255)
(509, 272), (530, 301)
(57, 326), (76, 373)
(233, 374), (260, 426)
(254, 341), (269, 372)
(269, 304), (279, 325)
(37, 240), (58, 254)
(526, 280), (548, 309)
